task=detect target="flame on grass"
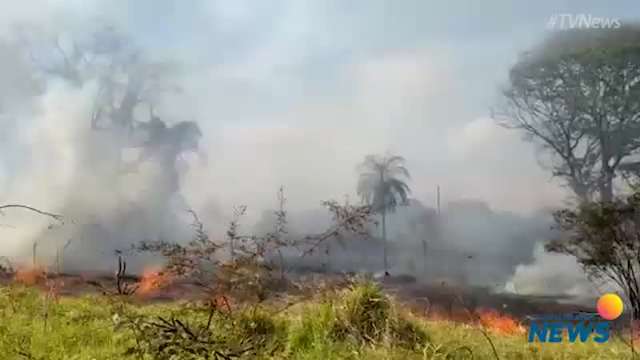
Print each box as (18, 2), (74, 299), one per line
(424, 307), (524, 335)
(476, 308), (525, 335)
(137, 267), (173, 296)
(14, 265), (47, 285)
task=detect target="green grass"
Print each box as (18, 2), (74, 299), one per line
(0, 282), (636, 359)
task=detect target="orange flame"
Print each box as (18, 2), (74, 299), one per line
(137, 268), (172, 296)
(14, 266), (46, 285)
(477, 309), (525, 335)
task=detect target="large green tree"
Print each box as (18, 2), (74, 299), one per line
(357, 154), (411, 275)
(497, 25), (640, 202)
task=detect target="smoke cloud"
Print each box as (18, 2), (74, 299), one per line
(1, 0), (631, 299)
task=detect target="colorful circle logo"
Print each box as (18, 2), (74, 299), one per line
(597, 293), (624, 320)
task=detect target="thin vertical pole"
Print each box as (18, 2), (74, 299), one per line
(437, 185), (441, 215)
(32, 242), (37, 267)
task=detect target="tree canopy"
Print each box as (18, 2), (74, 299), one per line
(498, 25), (640, 202)
(357, 154), (411, 213)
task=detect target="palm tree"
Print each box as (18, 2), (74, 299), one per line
(357, 154), (411, 276)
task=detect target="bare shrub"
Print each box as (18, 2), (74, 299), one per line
(115, 303), (285, 359)
(135, 188), (376, 304)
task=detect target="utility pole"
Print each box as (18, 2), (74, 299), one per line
(437, 185), (441, 215)
(437, 185), (447, 280)
(424, 185), (441, 277)
(32, 241), (37, 267)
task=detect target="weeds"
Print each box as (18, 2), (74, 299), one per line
(115, 301), (286, 359)
(119, 312), (254, 359)
(337, 280), (391, 343)
(0, 282), (636, 359)
(286, 279), (431, 357)
(335, 280), (430, 349)
(103, 279), (430, 359)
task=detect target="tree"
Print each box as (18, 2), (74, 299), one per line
(549, 191), (640, 319)
(13, 25), (197, 259)
(357, 154), (411, 275)
(496, 25), (640, 202)
(20, 25), (198, 198)
(19, 25), (181, 166)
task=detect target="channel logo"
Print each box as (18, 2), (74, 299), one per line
(596, 293), (624, 320)
(527, 293), (623, 343)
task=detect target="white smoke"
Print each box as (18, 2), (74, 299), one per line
(506, 243), (612, 304)
(1, 80), (95, 256)
(0, 1), (616, 300)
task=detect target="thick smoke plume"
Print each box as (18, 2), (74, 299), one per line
(0, 1), (597, 300)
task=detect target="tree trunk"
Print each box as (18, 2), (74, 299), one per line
(571, 178), (591, 204)
(382, 209), (388, 276)
(600, 169), (614, 202)
(598, 118), (614, 202)
(326, 242), (331, 273)
(277, 249), (285, 280)
(379, 168), (389, 277)
(628, 285), (640, 321)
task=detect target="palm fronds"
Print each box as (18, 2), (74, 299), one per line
(356, 154), (411, 213)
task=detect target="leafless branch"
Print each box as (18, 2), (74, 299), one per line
(0, 204), (63, 222)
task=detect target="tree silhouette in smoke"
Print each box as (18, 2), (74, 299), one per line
(357, 154), (411, 276)
(123, 115), (203, 195)
(13, 24), (202, 267)
(29, 25), (201, 193)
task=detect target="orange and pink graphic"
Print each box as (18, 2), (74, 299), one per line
(596, 293), (624, 320)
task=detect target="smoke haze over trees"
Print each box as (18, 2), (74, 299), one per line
(498, 25), (640, 203)
(2, 1), (639, 300)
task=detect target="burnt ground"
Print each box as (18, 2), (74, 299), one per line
(380, 277), (594, 321)
(0, 270), (597, 324)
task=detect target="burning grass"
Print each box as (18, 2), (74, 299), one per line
(136, 267), (174, 297)
(476, 308), (525, 336)
(0, 280), (636, 359)
(14, 265), (47, 286)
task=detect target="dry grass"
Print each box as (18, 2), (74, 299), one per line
(0, 280), (636, 359)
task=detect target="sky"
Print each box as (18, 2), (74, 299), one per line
(2, 0), (640, 218)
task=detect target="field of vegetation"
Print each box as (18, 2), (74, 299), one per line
(0, 279), (635, 360)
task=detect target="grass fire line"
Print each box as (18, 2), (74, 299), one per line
(0, 265), (636, 359)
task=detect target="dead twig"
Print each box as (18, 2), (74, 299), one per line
(88, 255), (138, 296)
(0, 204), (63, 222)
